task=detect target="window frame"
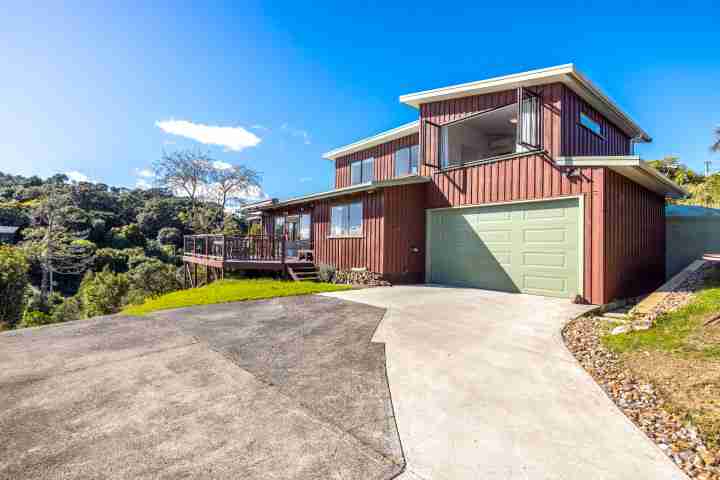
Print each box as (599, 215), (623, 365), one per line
(579, 111), (604, 139)
(350, 157), (374, 185)
(328, 200), (363, 238)
(394, 144), (419, 177)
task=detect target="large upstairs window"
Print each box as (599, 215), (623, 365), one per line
(395, 145), (419, 177)
(350, 157), (374, 185)
(434, 87), (541, 169)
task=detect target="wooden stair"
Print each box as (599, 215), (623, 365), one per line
(287, 264), (320, 282)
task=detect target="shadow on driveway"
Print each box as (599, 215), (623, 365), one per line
(0, 295), (404, 479)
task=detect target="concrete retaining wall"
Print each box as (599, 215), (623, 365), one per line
(666, 216), (720, 279)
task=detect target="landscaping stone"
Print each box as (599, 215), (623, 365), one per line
(333, 269), (392, 287)
(564, 316), (720, 480)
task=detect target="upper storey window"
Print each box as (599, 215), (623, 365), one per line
(350, 157), (374, 185)
(437, 88), (541, 169)
(579, 112), (603, 137)
(395, 145), (419, 177)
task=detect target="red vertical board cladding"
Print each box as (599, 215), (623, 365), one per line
(424, 153), (606, 305)
(603, 169), (665, 301)
(560, 85), (632, 156)
(335, 133), (419, 188)
(383, 183), (426, 283)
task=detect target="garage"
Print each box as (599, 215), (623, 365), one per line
(426, 198), (581, 298)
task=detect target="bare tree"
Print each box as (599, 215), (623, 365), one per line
(712, 126), (720, 153)
(153, 150), (212, 222)
(208, 164), (260, 227)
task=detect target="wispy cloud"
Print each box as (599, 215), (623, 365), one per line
(155, 119), (262, 152)
(213, 160), (233, 170)
(251, 124), (269, 131)
(65, 171), (91, 183)
(281, 123), (311, 145)
(299, 177), (312, 183)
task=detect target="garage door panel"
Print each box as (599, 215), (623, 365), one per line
(428, 198), (580, 298)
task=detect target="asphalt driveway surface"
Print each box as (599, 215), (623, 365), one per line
(0, 295), (404, 479)
(323, 286), (687, 480)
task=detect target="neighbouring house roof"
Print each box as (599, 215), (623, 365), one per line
(322, 121), (419, 161)
(0, 226), (19, 235)
(555, 156), (687, 199)
(666, 204), (720, 217)
(257, 175), (431, 210)
(399, 64), (651, 143)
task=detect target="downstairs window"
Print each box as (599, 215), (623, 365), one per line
(330, 201), (362, 236)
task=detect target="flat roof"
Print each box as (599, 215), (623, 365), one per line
(258, 175), (431, 210)
(555, 156), (687, 199)
(399, 64), (651, 143)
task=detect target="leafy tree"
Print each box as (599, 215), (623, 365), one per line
(137, 197), (187, 238)
(93, 248), (131, 273)
(0, 201), (31, 228)
(0, 246), (29, 329)
(125, 258), (181, 304)
(78, 268), (129, 318)
(108, 223), (146, 249)
(646, 156), (702, 186)
(157, 227), (182, 247)
(50, 296), (82, 323)
(18, 310), (54, 328)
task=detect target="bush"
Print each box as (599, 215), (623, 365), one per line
(144, 240), (178, 264)
(93, 248), (131, 273)
(50, 296), (82, 323)
(318, 263), (336, 283)
(109, 223), (146, 249)
(18, 310), (54, 328)
(157, 227), (182, 248)
(78, 268), (129, 318)
(125, 259), (182, 304)
(0, 246), (29, 328)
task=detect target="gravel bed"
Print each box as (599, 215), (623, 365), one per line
(564, 317), (719, 479)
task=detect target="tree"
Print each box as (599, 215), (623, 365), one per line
(0, 246), (29, 329)
(157, 227), (182, 247)
(125, 258), (181, 304)
(646, 156), (702, 186)
(154, 150), (212, 223)
(137, 197), (187, 238)
(208, 164), (260, 227)
(27, 185), (95, 301)
(712, 126), (720, 153)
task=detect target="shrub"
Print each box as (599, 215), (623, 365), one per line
(50, 296), (82, 323)
(144, 240), (178, 264)
(125, 258), (182, 304)
(318, 263), (336, 283)
(0, 246), (29, 328)
(157, 227), (182, 248)
(78, 268), (129, 318)
(93, 248), (131, 273)
(18, 310), (54, 328)
(109, 223), (146, 249)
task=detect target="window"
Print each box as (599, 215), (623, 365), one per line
(299, 213), (311, 240)
(580, 112), (603, 137)
(350, 157), (374, 184)
(395, 145), (419, 177)
(274, 216), (285, 236)
(330, 201), (362, 236)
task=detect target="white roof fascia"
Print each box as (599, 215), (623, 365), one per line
(322, 121), (419, 161)
(555, 156), (687, 199)
(399, 64), (651, 143)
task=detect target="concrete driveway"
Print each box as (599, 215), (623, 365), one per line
(0, 296), (403, 479)
(323, 286), (687, 480)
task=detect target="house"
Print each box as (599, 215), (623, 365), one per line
(0, 226), (20, 244)
(248, 64), (686, 305)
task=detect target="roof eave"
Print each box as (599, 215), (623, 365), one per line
(555, 156), (687, 199)
(322, 121), (419, 161)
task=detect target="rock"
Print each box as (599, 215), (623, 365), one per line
(611, 325), (632, 335)
(633, 320), (652, 331)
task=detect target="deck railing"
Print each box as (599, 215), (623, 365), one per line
(183, 235), (313, 263)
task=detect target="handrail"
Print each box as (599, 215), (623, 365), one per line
(183, 234), (313, 262)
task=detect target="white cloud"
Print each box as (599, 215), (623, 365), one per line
(251, 124), (269, 131)
(234, 185), (269, 201)
(65, 171), (91, 183)
(281, 123), (311, 145)
(299, 177), (312, 183)
(212, 160), (233, 170)
(135, 179), (153, 190)
(134, 168), (155, 178)
(155, 119), (262, 152)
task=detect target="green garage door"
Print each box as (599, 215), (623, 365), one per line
(427, 198), (580, 298)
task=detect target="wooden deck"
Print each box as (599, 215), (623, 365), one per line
(182, 234), (315, 286)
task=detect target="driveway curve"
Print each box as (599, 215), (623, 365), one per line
(323, 286), (687, 480)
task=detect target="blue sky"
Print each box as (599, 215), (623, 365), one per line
(1, 1), (719, 199)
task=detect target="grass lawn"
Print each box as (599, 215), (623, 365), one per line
(602, 267), (720, 448)
(122, 279), (353, 316)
